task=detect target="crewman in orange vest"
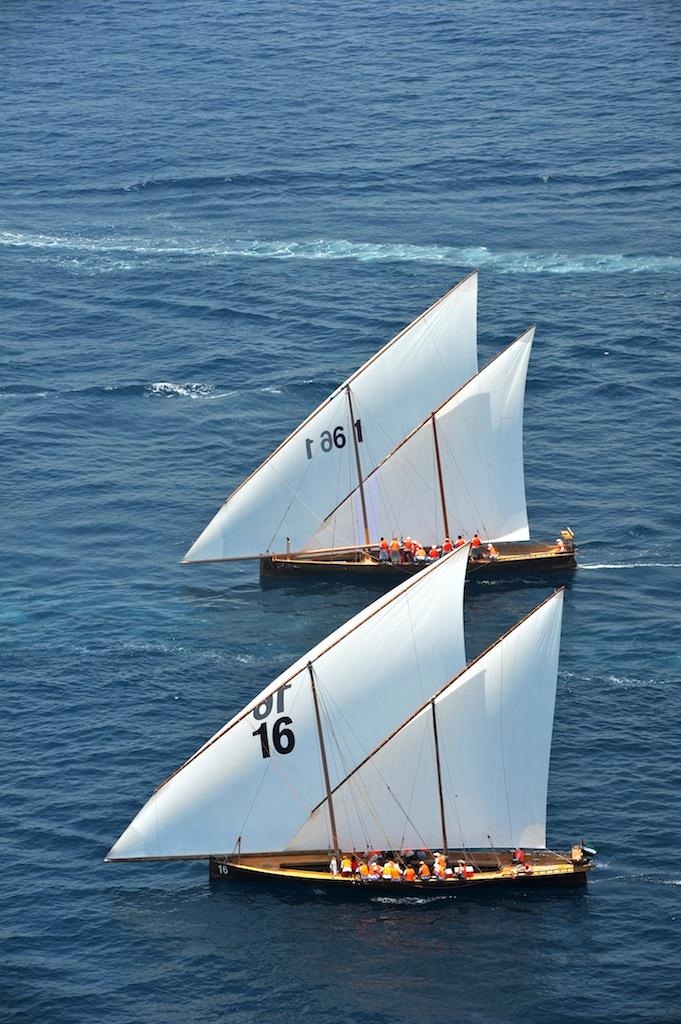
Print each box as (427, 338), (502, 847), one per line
(428, 545), (440, 561)
(402, 536), (414, 563)
(359, 862), (369, 880)
(512, 848), (525, 864)
(442, 537), (453, 553)
(454, 534), (466, 548)
(403, 865), (416, 882)
(390, 862), (402, 881)
(471, 533), (482, 558)
(414, 544), (427, 564)
(389, 536), (401, 564)
(368, 861), (380, 879)
(487, 542), (499, 560)
(340, 856), (352, 876)
(379, 537), (389, 563)
(418, 860), (431, 879)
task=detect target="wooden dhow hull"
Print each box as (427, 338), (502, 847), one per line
(260, 539), (577, 582)
(209, 848), (592, 894)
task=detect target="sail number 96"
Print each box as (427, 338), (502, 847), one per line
(304, 419), (363, 460)
(252, 682), (295, 758)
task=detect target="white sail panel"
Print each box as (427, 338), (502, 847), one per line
(288, 590), (562, 854)
(183, 274), (477, 561)
(436, 327), (533, 542)
(107, 547), (469, 859)
(309, 418), (442, 550)
(436, 589), (562, 849)
(287, 705), (442, 854)
(183, 389), (356, 561)
(309, 328), (533, 549)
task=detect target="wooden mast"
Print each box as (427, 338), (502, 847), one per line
(431, 413), (450, 540)
(431, 700), (449, 855)
(346, 385), (371, 550)
(308, 662), (341, 858)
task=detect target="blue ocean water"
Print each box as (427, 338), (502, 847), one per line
(2, 2), (681, 1021)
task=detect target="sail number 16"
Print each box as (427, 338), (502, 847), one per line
(252, 682), (295, 758)
(304, 419), (363, 460)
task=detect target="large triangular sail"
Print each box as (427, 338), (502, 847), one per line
(308, 326), (534, 550)
(182, 273), (478, 562)
(107, 545), (469, 860)
(287, 588), (563, 854)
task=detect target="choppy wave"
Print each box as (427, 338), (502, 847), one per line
(146, 382), (233, 400)
(2, 229), (680, 274)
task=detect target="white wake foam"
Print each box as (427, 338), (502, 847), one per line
(580, 562), (681, 570)
(2, 229), (680, 274)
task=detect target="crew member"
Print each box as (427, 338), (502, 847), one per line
(389, 536), (401, 564)
(403, 865), (416, 882)
(379, 537), (389, 563)
(487, 542), (499, 560)
(471, 533), (482, 557)
(414, 544), (427, 564)
(511, 848), (525, 864)
(428, 545), (440, 561)
(418, 860), (431, 879)
(555, 537), (566, 552)
(340, 855), (353, 876)
(329, 856), (338, 877)
(402, 537), (414, 563)
(442, 537), (453, 554)
(454, 535), (466, 548)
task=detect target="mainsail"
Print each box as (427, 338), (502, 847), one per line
(107, 545), (469, 860)
(287, 588), (563, 854)
(182, 273), (478, 562)
(309, 326), (534, 550)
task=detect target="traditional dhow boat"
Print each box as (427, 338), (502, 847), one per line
(181, 273), (576, 582)
(107, 546), (594, 893)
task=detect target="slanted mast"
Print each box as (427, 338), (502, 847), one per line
(182, 273), (478, 562)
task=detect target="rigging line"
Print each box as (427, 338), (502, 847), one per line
(400, 706), (435, 850)
(314, 683), (434, 855)
(436, 691), (487, 868)
(499, 641), (514, 843)
(233, 669), (315, 842)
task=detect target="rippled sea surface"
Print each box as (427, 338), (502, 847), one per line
(2, 2), (681, 1021)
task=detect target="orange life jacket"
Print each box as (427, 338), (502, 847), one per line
(487, 543), (498, 556)
(418, 863), (430, 878)
(390, 864), (401, 879)
(428, 547), (439, 559)
(415, 547), (426, 559)
(471, 535), (481, 548)
(403, 538), (413, 550)
(442, 539), (453, 553)
(455, 538), (466, 548)
(390, 538), (400, 551)
(380, 538), (389, 550)
(404, 867), (416, 881)
(341, 857), (351, 872)
(359, 863), (369, 877)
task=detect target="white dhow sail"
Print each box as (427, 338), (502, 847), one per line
(308, 326), (534, 551)
(107, 545), (469, 860)
(183, 273), (478, 562)
(288, 588), (563, 855)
